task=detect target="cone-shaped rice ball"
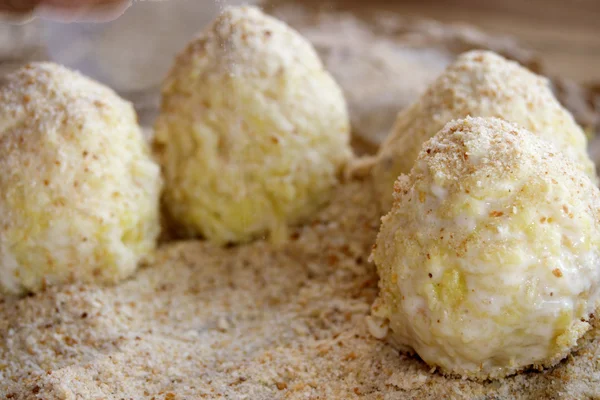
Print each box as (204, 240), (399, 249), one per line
(153, 6), (351, 245)
(373, 51), (596, 211)
(369, 117), (600, 379)
(0, 63), (162, 294)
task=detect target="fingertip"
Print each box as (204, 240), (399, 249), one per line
(34, 0), (131, 22)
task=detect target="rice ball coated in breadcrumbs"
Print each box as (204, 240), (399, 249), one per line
(373, 50), (596, 211)
(368, 117), (600, 380)
(0, 63), (162, 295)
(153, 6), (351, 244)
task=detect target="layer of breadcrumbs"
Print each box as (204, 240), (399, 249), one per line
(1, 177), (600, 399)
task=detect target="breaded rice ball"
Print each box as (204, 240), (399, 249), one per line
(373, 50), (596, 211)
(368, 117), (600, 380)
(153, 6), (351, 244)
(0, 63), (162, 295)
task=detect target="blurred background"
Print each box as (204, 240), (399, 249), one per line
(296, 0), (600, 84)
(0, 0), (598, 145)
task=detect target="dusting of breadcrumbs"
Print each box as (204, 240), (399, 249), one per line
(1, 177), (600, 399)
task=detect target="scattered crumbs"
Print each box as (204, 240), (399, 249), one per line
(1, 179), (599, 399)
(553, 269), (564, 278)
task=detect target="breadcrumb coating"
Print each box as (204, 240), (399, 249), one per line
(373, 50), (597, 211)
(154, 6), (351, 244)
(370, 117), (600, 380)
(0, 63), (162, 295)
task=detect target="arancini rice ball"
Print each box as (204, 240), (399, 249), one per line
(372, 50), (596, 211)
(369, 117), (600, 379)
(0, 63), (162, 294)
(153, 6), (352, 244)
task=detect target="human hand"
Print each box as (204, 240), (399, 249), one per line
(0, 0), (131, 21)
